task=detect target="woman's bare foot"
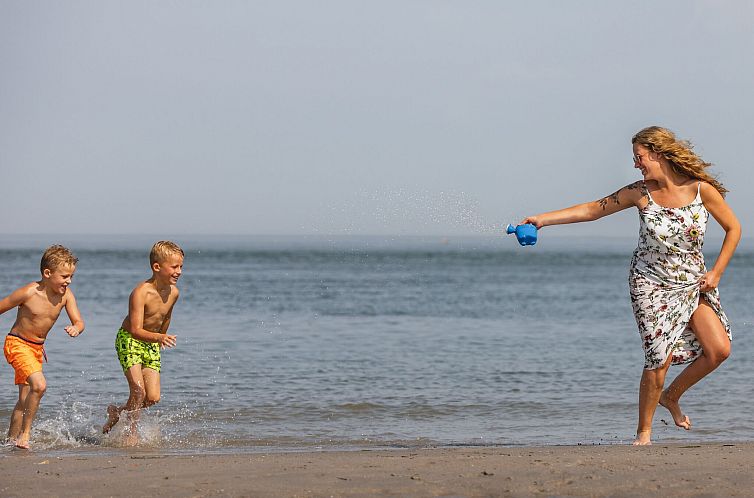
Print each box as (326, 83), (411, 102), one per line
(632, 430), (652, 445)
(659, 391), (691, 430)
(102, 404), (120, 434)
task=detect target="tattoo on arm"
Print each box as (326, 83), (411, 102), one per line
(598, 191), (620, 210)
(597, 182), (642, 211)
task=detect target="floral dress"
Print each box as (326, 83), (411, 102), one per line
(629, 181), (731, 370)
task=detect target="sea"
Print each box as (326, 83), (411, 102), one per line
(1, 234), (753, 455)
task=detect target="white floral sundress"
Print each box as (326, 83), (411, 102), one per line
(629, 181), (731, 370)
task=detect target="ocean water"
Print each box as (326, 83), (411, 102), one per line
(1, 235), (753, 454)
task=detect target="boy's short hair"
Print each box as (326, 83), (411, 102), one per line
(40, 245), (78, 274)
(150, 240), (184, 266)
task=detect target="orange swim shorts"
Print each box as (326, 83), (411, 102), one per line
(4, 334), (46, 385)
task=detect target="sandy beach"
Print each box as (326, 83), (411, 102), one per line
(1, 443), (752, 497)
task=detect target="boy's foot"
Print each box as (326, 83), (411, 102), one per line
(632, 430), (652, 446)
(14, 437), (30, 450)
(102, 404), (121, 433)
(123, 431), (139, 447)
(659, 391), (691, 430)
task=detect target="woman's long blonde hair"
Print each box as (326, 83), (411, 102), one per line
(631, 126), (727, 196)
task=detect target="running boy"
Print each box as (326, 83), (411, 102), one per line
(1, 245), (85, 449)
(102, 240), (183, 444)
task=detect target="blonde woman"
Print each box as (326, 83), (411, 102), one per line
(521, 126), (741, 445)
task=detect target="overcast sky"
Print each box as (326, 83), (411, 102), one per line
(1, 1), (752, 238)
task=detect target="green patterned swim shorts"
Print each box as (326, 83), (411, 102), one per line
(115, 327), (161, 373)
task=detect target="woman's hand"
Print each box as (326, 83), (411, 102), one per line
(519, 216), (544, 229)
(699, 270), (721, 292)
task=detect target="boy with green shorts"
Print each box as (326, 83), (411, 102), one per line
(102, 241), (183, 444)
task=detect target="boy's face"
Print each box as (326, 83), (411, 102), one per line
(153, 253), (183, 285)
(42, 264), (76, 295)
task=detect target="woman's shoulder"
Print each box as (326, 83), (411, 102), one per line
(626, 180), (645, 191)
(602, 180), (647, 211)
(622, 180), (647, 201)
(698, 180), (724, 202)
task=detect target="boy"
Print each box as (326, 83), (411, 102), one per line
(102, 240), (183, 444)
(1, 245), (85, 449)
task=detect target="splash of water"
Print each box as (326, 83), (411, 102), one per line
(319, 188), (502, 235)
(24, 401), (224, 451)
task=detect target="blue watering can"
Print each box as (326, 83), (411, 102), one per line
(506, 223), (538, 246)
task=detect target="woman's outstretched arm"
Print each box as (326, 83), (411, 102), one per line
(521, 181), (644, 228)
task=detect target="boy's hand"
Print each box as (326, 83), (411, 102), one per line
(158, 333), (177, 349)
(65, 325), (81, 337)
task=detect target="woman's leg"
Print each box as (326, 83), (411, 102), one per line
(634, 355), (673, 445)
(660, 298), (730, 426)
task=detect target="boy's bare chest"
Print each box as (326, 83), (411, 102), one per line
(143, 291), (175, 317)
(21, 292), (64, 322)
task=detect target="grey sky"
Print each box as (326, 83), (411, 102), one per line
(1, 1), (752, 238)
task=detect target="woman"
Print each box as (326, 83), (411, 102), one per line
(522, 126), (741, 445)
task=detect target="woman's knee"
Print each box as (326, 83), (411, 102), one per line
(145, 394), (160, 405)
(707, 344), (731, 366)
(642, 368), (666, 391)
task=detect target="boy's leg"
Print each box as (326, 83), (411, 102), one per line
(15, 371), (47, 449)
(102, 404), (121, 434)
(141, 368), (161, 408)
(103, 366), (161, 436)
(7, 384), (30, 442)
(103, 364), (147, 434)
(105, 329), (147, 434)
(122, 364), (147, 444)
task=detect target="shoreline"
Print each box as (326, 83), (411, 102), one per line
(2, 442), (752, 497)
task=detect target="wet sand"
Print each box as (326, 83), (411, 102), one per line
(1, 443), (752, 497)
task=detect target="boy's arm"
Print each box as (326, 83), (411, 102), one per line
(127, 287), (177, 348)
(63, 290), (85, 337)
(160, 308), (174, 333)
(158, 289), (179, 333)
(0, 285), (32, 316)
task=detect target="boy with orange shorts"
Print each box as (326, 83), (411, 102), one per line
(1, 245), (85, 449)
